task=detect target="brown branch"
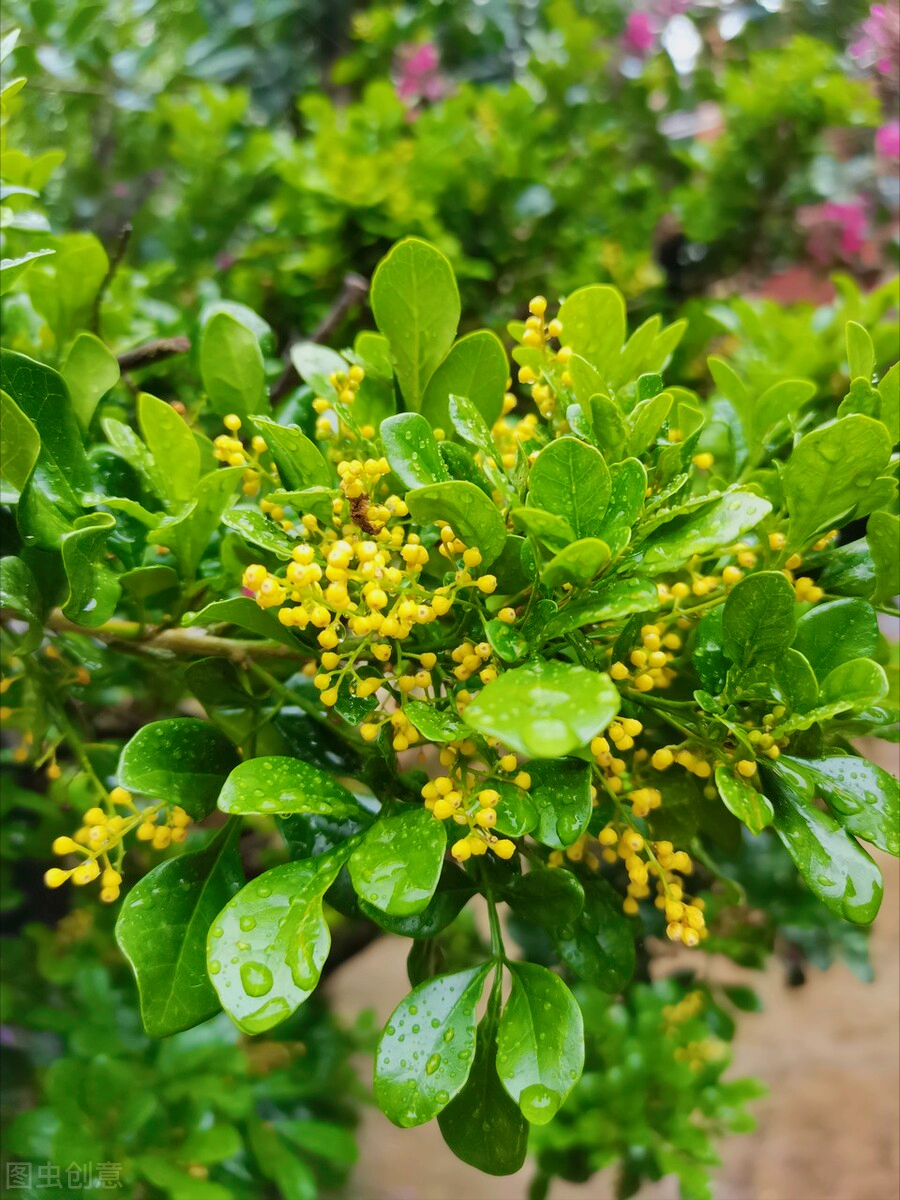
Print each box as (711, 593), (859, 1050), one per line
(117, 336), (192, 373)
(270, 272), (369, 403)
(91, 223), (132, 336)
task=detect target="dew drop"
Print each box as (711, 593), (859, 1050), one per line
(425, 1053), (441, 1075)
(240, 961), (274, 997)
(239, 915), (257, 932)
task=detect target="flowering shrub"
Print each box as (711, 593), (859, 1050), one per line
(2, 230), (898, 1195)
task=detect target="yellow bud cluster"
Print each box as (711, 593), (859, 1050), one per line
(608, 623), (679, 694)
(793, 575), (824, 603)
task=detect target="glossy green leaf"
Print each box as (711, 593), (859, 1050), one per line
(867, 511), (899, 603)
(557, 285), (625, 378)
(182, 596), (300, 649)
(567, 354), (605, 406)
(116, 821), (243, 1037)
(766, 770), (883, 925)
(138, 392), (200, 505)
(611, 315), (661, 389)
(371, 238), (460, 412)
(542, 538), (610, 589)
(148, 467), (243, 578)
(218, 756), (365, 819)
(528, 757), (593, 849)
(876, 360), (899, 444)
(693, 605), (728, 694)
(221, 508), (297, 559)
(545, 576), (658, 638)
(782, 415), (892, 549)
(463, 659), (620, 758)
(407, 480), (506, 566)
(846, 321), (875, 381)
(0, 555), (43, 652)
(421, 329), (507, 429)
(447, 393), (511, 497)
(374, 964), (491, 1127)
(709, 356), (751, 435)
(101, 416), (167, 501)
(252, 414), (330, 491)
(636, 490), (771, 575)
(26, 232), (107, 345)
(0, 389), (39, 500)
(403, 700), (468, 743)
(510, 506), (574, 550)
(820, 657), (888, 709)
(722, 571), (797, 668)
(349, 807), (447, 915)
(381, 413), (449, 489)
(552, 876), (636, 993)
(60, 512), (121, 627)
(505, 867), (585, 927)
(61, 332), (120, 432)
(596, 457), (647, 556)
(289, 341), (346, 396)
(208, 847), (350, 1034)
(714, 766), (773, 836)
(589, 394), (629, 461)
(200, 311), (267, 418)
(119, 718), (239, 820)
(528, 437), (611, 538)
(485, 618), (529, 664)
(773, 755), (898, 856)
(0, 247), (54, 295)
(627, 391), (672, 456)
(359, 864), (474, 938)
(496, 962), (584, 1124)
(750, 378), (816, 448)
(792, 598), (879, 680)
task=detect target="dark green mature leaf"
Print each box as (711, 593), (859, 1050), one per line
(349, 807), (446, 915)
(792, 598), (879, 680)
(208, 847), (350, 1034)
(359, 863), (474, 938)
(407, 480), (507, 566)
(542, 538), (610, 588)
(765, 769), (883, 925)
(148, 466), (243, 578)
(182, 596), (300, 649)
(722, 571), (796, 668)
(782, 415), (893, 549)
(60, 512), (121, 626)
(463, 659), (620, 758)
(714, 766), (773, 836)
(200, 311), (267, 418)
(119, 719), (239, 820)
(381, 413), (449, 489)
(447, 393), (512, 497)
(693, 605), (728, 694)
(493, 783), (538, 837)
(252, 415), (330, 491)
(374, 963), (491, 1127)
(557, 285), (625, 379)
(867, 511), (899, 603)
(371, 238), (460, 412)
(100, 416), (167, 501)
(552, 876), (635, 992)
(505, 867), (585, 927)
(0, 555), (43, 652)
(403, 700), (468, 743)
(217, 756), (365, 819)
(496, 962), (584, 1124)
(0, 390), (39, 500)
(545, 576), (658, 638)
(138, 392), (200, 505)
(528, 758), (593, 849)
(772, 755), (898, 856)
(116, 821), (243, 1037)
(422, 329), (508, 429)
(636, 491), (771, 574)
(528, 438), (611, 538)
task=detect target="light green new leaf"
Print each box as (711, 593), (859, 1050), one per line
(60, 512), (121, 627)
(182, 596), (299, 649)
(138, 392), (200, 505)
(200, 311), (267, 418)
(846, 321), (875, 382)
(792, 598), (879, 680)
(867, 511), (899, 603)
(62, 332), (120, 432)
(595, 457), (647, 558)
(119, 718), (239, 820)
(375, 964), (491, 1128)
(542, 538), (610, 589)
(148, 466), (243, 577)
(496, 962), (584, 1124)
(752, 378), (816, 447)
(371, 238), (460, 411)
(447, 393), (512, 498)
(116, 821), (243, 1037)
(26, 232), (107, 347)
(403, 700), (468, 743)
(208, 848), (350, 1035)
(876, 361), (899, 444)
(463, 659), (620, 758)
(627, 391), (672, 457)
(421, 329), (508, 429)
(289, 341), (346, 396)
(101, 416), (167, 501)
(221, 509), (297, 559)
(0, 248), (54, 295)
(722, 571), (797, 668)
(545, 576), (659, 638)
(252, 415), (330, 491)
(528, 758), (593, 849)
(407, 480), (507, 566)
(0, 390), (39, 500)
(567, 354), (605, 406)
(557, 286), (625, 379)
(528, 437), (611, 538)
(510, 507), (574, 550)
(349, 807), (447, 915)
(772, 755), (898, 856)
(714, 766), (773, 836)
(589, 394), (629, 462)
(381, 413), (449, 489)
(819, 658), (888, 710)
(218, 756), (365, 819)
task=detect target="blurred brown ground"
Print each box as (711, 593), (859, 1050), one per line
(328, 742), (900, 1200)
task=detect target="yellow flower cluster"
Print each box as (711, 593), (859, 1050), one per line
(214, 414), (269, 497)
(598, 825), (707, 946)
(421, 753), (525, 860)
(516, 295), (566, 419)
(609, 622), (680, 693)
(313, 365), (369, 442)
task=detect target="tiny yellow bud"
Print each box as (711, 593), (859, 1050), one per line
(736, 759), (757, 777)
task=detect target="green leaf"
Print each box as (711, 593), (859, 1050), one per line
(381, 413), (449, 489)
(765, 770), (883, 925)
(421, 329), (508, 429)
(542, 538), (610, 589)
(217, 756), (365, 819)
(635, 491), (771, 575)
(846, 321), (875, 382)
(752, 379), (816, 447)
(0, 248), (54, 295)
(485, 618), (529, 664)
(371, 238), (460, 412)
(0, 389), (39, 500)
(505, 867), (585, 927)
(589, 394), (629, 461)
(782, 416), (893, 549)
(545, 576), (658, 638)
(148, 467), (243, 578)
(252, 415), (330, 491)
(567, 354), (605, 406)
(693, 606), (728, 694)
(493, 783), (538, 837)
(496, 962), (584, 1124)
(438, 1010), (529, 1176)
(138, 392), (200, 505)
(510, 506), (574, 550)
(403, 700), (468, 743)
(101, 416), (167, 501)
(221, 508), (297, 559)
(528, 437), (611, 539)
(182, 596), (299, 649)
(374, 964), (491, 1127)
(714, 765), (774, 836)
(116, 821), (243, 1037)
(772, 755), (898, 856)
(792, 598), (879, 680)
(208, 847), (350, 1034)
(876, 360), (899, 444)
(722, 571), (797, 669)
(359, 864), (474, 938)
(180, 1124), (243, 1165)
(867, 511), (899, 603)
(349, 807), (446, 915)
(200, 311), (267, 418)
(61, 332), (120, 432)
(407, 480), (507, 567)
(289, 341), (346, 395)
(557, 285), (625, 379)
(598, 458), (646, 560)
(528, 758), (593, 849)
(628, 391), (673, 457)
(709, 356), (751, 436)
(119, 718), (239, 820)
(820, 658), (888, 709)
(463, 659), (620, 758)
(447, 393), (512, 498)
(0, 555), (43, 652)
(552, 876), (636, 992)
(60, 512), (121, 626)
(26, 232), (107, 346)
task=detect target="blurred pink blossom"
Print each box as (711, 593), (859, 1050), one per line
(875, 118), (900, 156)
(799, 200), (869, 263)
(849, 2), (900, 78)
(395, 42), (448, 109)
(623, 12), (657, 55)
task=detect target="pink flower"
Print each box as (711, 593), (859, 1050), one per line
(623, 11), (657, 55)
(849, 2), (900, 80)
(799, 200), (869, 263)
(394, 42), (449, 109)
(875, 119), (900, 157)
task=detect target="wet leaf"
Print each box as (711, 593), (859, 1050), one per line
(349, 807), (446, 915)
(217, 756), (365, 819)
(119, 718), (239, 820)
